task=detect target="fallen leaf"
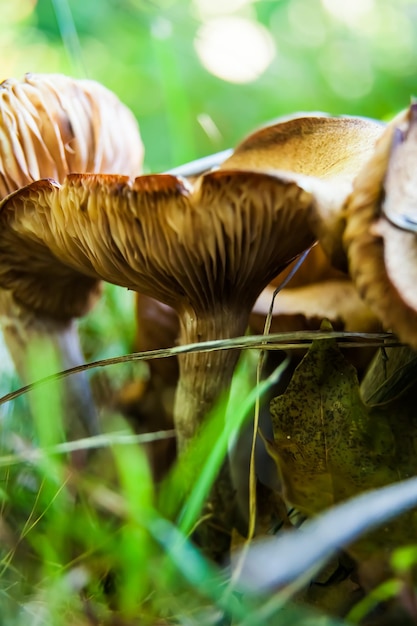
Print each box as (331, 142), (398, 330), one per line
(269, 321), (396, 515)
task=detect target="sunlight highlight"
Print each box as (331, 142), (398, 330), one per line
(287, 0), (326, 48)
(321, 0), (375, 27)
(0, 0), (36, 24)
(319, 41), (373, 100)
(194, 16), (276, 84)
(193, 0), (254, 18)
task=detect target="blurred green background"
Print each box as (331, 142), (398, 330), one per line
(2, 0), (417, 172)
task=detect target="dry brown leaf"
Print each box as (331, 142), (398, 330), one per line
(268, 323), (396, 515)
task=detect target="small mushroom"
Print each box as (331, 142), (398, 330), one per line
(344, 104), (417, 347)
(252, 278), (380, 335)
(0, 73), (143, 196)
(250, 243), (380, 336)
(0, 73), (144, 441)
(0, 171), (316, 451)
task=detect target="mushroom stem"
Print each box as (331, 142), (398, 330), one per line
(174, 307), (248, 450)
(1, 298), (99, 443)
(174, 306), (251, 557)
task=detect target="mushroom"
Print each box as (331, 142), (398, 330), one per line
(0, 73), (143, 196)
(0, 171), (316, 452)
(0, 73), (144, 441)
(130, 114), (385, 404)
(252, 272), (380, 336)
(122, 115), (386, 520)
(344, 104), (417, 348)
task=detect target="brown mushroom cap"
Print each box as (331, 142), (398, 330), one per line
(222, 115), (385, 269)
(0, 73), (143, 198)
(222, 116), (382, 180)
(344, 106), (417, 347)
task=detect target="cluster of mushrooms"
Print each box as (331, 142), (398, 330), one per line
(0, 74), (416, 484)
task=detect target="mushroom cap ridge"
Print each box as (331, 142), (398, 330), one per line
(222, 116), (384, 181)
(0, 170), (316, 318)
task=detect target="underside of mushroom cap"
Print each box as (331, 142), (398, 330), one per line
(344, 106), (417, 347)
(0, 179), (101, 320)
(0, 73), (143, 198)
(0, 169), (316, 318)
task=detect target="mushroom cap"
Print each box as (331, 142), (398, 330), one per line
(269, 242), (345, 288)
(249, 242), (381, 373)
(251, 280), (381, 335)
(0, 73), (144, 320)
(222, 115), (383, 180)
(0, 73), (143, 198)
(0, 170), (316, 320)
(222, 115), (385, 269)
(344, 105), (417, 347)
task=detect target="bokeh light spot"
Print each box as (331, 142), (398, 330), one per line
(0, 0), (36, 25)
(287, 0), (327, 48)
(194, 16), (276, 84)
(193, 0), (255, 19)
(319, 42), (373, 100)
(321, 0), (375, 27)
